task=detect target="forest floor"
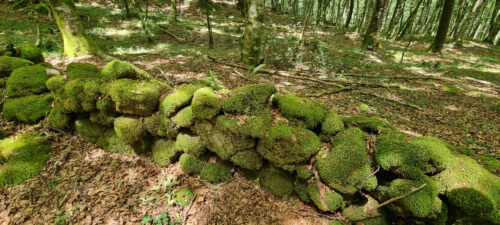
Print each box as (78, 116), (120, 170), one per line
(0, 0), (499, 224)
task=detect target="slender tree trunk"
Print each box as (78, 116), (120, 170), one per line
(356, 0), (367, 32)
(299, 0), (314, 45)
(429, 0), (455, 53)
(362, 0), (386, 49)
(424, 0), (444, 35)
(485, 0), (500, 43)
(206, 11), (214, 49)
(396, 0), (424, 41)
(122, 0), (130, 18)
(48, 0), (101, 58)
(169, 0), (177, 23)
(453, 0), (485, 44)
(468, 2), (487, 39)
(385, 0), (401, 37)
(317, 0), (324, 24)
(241, 0), (264, 66)
(344, 0), (354, 29)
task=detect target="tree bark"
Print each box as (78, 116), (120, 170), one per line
(395, 0), (424, 41)
(385, 0), (401, 37)
(241, 0), (264, 66)
(485, 0), (500, 43)
(424, 0), (444, 35)
(453, 0), (485, 44)
(429, 0), (455, 53)
(48, 0), (101, 58)
(344, 0), (354, 29)
(362, 0), (386, 49)
(169, 0), (177, 23)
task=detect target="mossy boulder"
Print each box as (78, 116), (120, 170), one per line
(295, 180), (311, 203)
(375, 132), (451, 180)
(152, 138), (181, 166)
(258, 166), (294, 197)
(342, 115), (396, 134)
(222, 83), (277, 115)
(160, 84), (203, 117)
(0, 132), (51, 186)
(316, 128), (377, 194)
(143, 114), (179, 138)
(96, 128), (135, 154)
(75, 119), (106, 142)
(104, 79), (167, 116)
(239, 109), (273, 139)
(45, 75), (66, 95)
(194, 120), (255, 160)
(174, 187), (194, 206)
(191, 87), (221, 120)
(296, 165), (313, 180)
(96, 96), (115, 112)
(101, 59), (153, 81)
(7, 65), (50, 98)
(272, 95), (327, 129)
(48, 105), (72, 130)
(320, 110), (344, 141)
(16, 44), (44, 63)
(0, 55), (33, 77)
(307, 180), (344, 212)
(257, 124), (320, 168)
(179, 153), (205, 175)
(342, 196), (381, 221)
(171, 106), (195, 128)
(2, 95), (53, 124)
(386, 178), (441, 218)
(200, 162), (232, 183)
(66, 62), (101, 79)
(89, 110), (115, 126)
(114, 116), (145, 144)
(59, 79), (101, 113)
(175, 133), (205, 157)
(230, 150), (263, 171)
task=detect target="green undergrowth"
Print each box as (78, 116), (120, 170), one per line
(2, 94), (53, 124)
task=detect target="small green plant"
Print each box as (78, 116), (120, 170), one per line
(142, 211), (181, 225)
(55, 213), (68, 225)
(205, 70), (220, 90)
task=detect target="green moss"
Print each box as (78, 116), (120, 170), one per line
(17, 44), (44, 63)
(101, 59), (153, 81)
(296, 165), (313, 180)
(174, 187), (194, 206)
(152, 138), (181, 166)
(66, 62), (101, 79)
(258, 166), (294, 197)
(191, 87), (221, 120)
(257, 124), (320, 168)
(0, 130), (9, 139)
(0, 55), (33, 77)
(143, 114), (179, 138)
(200, 162), (232, 183)
(130, 136), (154, 154)
(387, 178), (440, 218)
(2, 94), (53, 124)
(104, 79), (165, 115)
(342, 196), (381, 221)
(114, 117), (145, 144)
(0, 132), (51, 186)
(329, 221), (344, 225)
(48, 105), (72, 130)
(230, 150), (263, 170)
(96, 96), (115, 112)
(295, 180), (311, 203)
(7, 65), (50, 98)
(46, 75), (66, 95)
(222, 83), (277, 115)
(160, 84), (203, 117)
(433, 153), (500, 217)
(96, 128), (135, 154)
(75, 119), (106, 142)
(375, 132), (451, 180)
(60, 79), (101, 112)
(316, 128), (377, 194)
(179, 153), (205, 175)
(320, 110), (344, 141)
(307, 180), (344, 212)
(272, 95), (327, 129)
(175, 133), (205, 157)
(171, 106), (195, 128)
(239, 109), (273, 138)
(342, 115), (396, 134)
(89, 111), (115, 126)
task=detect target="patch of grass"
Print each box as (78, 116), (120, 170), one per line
(444, 67), (500, 85)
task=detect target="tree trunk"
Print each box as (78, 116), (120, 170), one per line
(169, 0), (177, 23)
(485, 0), (500, 43)
(317, 0), (323, 24)
(48, 0), (101, 58)
(385, 0), (401, 38)
(453, 0), (485, 44)
(395, 0), (424, 41)
(241, 0), (264, 66)
(362, 0), (386, 49)
(424, 0), (444, 35)
(344, 0), (354, 29)
(429, 0), (454, 53)
(206, 11), (214, 49)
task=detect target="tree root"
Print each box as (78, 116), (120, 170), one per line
(301, 87), (353, 97)
(369, 183), (427, 212)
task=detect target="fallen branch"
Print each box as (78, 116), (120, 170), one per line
(338, 74), (442, 80)
(360, 91), (422, 110)
(358, 166), (380, 190)
(183, 194), (197, 225)
(370, 183), (427, 212)
(301, 87), (353, 97)
(152, 24), (182, 42)
(232, 69), (259, 83)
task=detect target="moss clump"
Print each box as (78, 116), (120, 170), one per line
(296, 165), (313, 180)
(320, 110), (344, 141)
(60, 79), (101, 113)
(113, 116), (145, 144)
(272, 95), (326, 129)
(104, 79), (165, 115)
(386, 178), (441, 218)
(160, 84), (203, 117)
(316, 128), (377, 194)
(101, 59), (153, 81)
(239, 109), (273, 138)
(7, 65), (50, 98)
(179, 153), (205, 175)
(174, 187), (194, 206)
(258, 166), (294, 197)
(143, 114), (178, 138)
(75, 119), (106, 142)
(200, 162), (232, 183)
(191, 87), (221, 120)
(171, 106), (195, 128)
(66, 62), (101, 79)
(48, 105), (72, 130)
(0, 132), (51, 186)
(375, 132), (451, 180)
(17, 44), (44, 63)
(342, 196), (381, 221)
(0, 131), (9, 139)
(96, 128), (135, 154)
(307, 180), (344, 212)
(341, 115), (396, 134)
(222, 83), (277, 115)
(295, 181), (311, 203)
(257, 124), (320, 168)
(45, 75), (67, 94)
(0, 55), (33, 77)
(230, 150), (263, 171)
(89, 110), (115, 126)
(2, 95), (53, 124)
(96, 96), (115, 112)
(175, 133), (205, 157)
(152, 138), (182, 166)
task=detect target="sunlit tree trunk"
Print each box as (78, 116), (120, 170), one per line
(169, 0), (177, 23)
(485, 0), (500, 43)
(424, 0), (444, 35)
(344, 0), (354, 29)
(453, 0), (485, 44)
(241, 0), (264, 66)
(385, 0), (401, 38)
(362, 0), (386, 49)
(48, 0), (101, 58)
(429, 0), (454, 53)
(395, 0), (424, 40)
